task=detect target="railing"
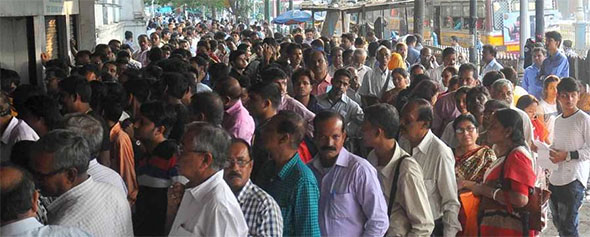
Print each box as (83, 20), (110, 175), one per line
(424, 43), (589, 85)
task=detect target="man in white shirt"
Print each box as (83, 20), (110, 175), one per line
(359, 46), (393, 99)
(168, 122), (248, 236)
(398, 98), (462, 236)
(352, 49), (371, 86)
(30, 130), (133, 236)
(490, 79), (535, 145)
(1, 166), (91, 237)
(62, 113), (128, 195)
(479, 45), (503, 79)
(426, 47), (457, 90)
(362, 103), (434, 236)
(548, 77), (590, 237)
(0, 91), (39, 162)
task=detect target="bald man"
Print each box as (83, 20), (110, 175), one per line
(0, 166), (90, 236)
(215, 78), (256, 144)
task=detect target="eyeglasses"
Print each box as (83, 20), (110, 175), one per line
(455, 126), (477, 134)
(31, 168), (66, 179)
(177, 145), (209, 156)
(223, 159), (252, 168)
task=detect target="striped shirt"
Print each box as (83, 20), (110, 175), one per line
(88, 159), (128, 195)
(237, 180), (283, 237)
(257, 153), (321, 237)
(47, 177), (134, 236)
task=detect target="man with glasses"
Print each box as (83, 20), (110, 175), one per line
(168, 122), (248, 236)
(29, 129), (133, 236)
(223, 138), (283, 236)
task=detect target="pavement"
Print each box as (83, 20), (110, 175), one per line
(542, 199), (590, 236)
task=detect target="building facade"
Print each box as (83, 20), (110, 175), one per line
(0, 0), (145, 87)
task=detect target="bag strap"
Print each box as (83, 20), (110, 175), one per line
(387, 154), (410, 216)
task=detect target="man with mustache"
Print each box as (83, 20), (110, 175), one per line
(223, 138), (283, 236)
(308, 111), (389, 236)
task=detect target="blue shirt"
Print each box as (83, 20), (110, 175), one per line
(407, 46), (420, 65)
(541, 51), (569, 78)
(522, 64), (543, 99)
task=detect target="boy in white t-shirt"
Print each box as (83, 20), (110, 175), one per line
(548, 77), (590, 237)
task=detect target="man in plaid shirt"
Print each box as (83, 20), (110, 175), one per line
(256, 111), (321, 237)
(224, 138), (283, 236)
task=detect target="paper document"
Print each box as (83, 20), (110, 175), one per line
(533, 140), (558, 171)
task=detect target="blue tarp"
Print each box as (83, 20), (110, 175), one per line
(272, 10), (312, 25)
(157, 6), (173, 14)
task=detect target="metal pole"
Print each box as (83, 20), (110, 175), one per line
(265, 0), (270, 22)
(289, 0), (293, 11)
(575, 0), (587, 50)
(520, 0), (530, 71)
(414, 0), (425, 36)
(469, 0), (477, 63)
(535, 0), (544, 43)
(277, 0), (281, 17)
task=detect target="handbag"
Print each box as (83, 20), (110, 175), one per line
(478, 148), (551, 232)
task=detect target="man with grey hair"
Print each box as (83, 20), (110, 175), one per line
(1, 165), (91, 236)
(359, 46), (393, 101)
(62, 113), (127, 195)
(29, 129), (133, 236)
(167, 122), (248, 236)
(490, 79), (534, 145)
(352, 48), (371, 86)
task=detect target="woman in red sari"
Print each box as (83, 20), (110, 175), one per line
(461, 108), (537, 236)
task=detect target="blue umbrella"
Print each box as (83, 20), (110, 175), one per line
(272, 10), (312, 25)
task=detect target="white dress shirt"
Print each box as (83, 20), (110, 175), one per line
(399, 130), (462, 236)
(1, 117), (39, 162)
(0, 217), (91, 237)
(47, 177), (134, 237)
(367, 143), (435, 236)
(88, 159), (128, 195)
(169, 170), (248, 236)
(355, 64), (371, 87)
(550, 110), (590, 187)
(479, 58), (504, 79)
(359, 65), (393, 98)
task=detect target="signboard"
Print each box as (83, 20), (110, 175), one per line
(502, 12), (520, 45)
(45, 0), (65, 15)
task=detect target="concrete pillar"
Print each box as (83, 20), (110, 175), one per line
(535, 0), (544, 43)
(78, 0), (97, 51)
(519, 0), (530, 71)
(575, 0), (587, 50)
(414, 0), (425, 36)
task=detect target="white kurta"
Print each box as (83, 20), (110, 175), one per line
(169, 170), (248, 237)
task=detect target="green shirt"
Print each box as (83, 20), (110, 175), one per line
(257, 153), (321, 237)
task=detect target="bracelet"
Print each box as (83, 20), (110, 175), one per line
(492, 188), (501, 201)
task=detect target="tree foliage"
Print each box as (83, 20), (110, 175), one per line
(149, 0), (254, 21)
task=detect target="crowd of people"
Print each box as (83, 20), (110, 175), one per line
(1, 15), (590, 237)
